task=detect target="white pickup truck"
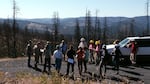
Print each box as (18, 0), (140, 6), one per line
(106, 36), (150, 63)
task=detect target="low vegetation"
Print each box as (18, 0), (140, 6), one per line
(0, 70), (131, 84)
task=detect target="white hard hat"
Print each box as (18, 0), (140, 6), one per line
(80, 38), (85, 41)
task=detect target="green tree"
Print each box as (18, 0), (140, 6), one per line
(3, 19), (12, 56)
(129, 19), (135, 36)
(117, 18), (123, 40)
(0, 23), (2, 35)
(146, 0), (150, 35)
(52, 12), (59, 43)
(94, 11), (98, 40)
(85, 10), (92, 41)
(74, 18), (81, 46)
(97, 18), (101, 40)
(23, 26), (30, 44)
(12, 0), (19, 57)
(102, 17), (108, 43)
(94, 10), (101, 40)
(44, 27), (52, 41)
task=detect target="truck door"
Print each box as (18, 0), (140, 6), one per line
(120, 46), (130, 56)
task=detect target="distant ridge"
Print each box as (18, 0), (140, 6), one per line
(0, 16), (149, 35)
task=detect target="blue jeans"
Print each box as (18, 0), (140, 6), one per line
(55, 58), (62, 73)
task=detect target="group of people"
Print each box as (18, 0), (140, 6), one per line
(26, 40), (52, 73)
(26, 39), (71, 74)
(25, 37), (138, 79)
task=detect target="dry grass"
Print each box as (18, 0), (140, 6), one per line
(0, 70), (131, 84)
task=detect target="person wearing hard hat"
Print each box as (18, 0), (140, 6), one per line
(89, 40), (94, 50)
(88, 40), (95, 63)
(78, 38), (87, 49)
(94, 40), (101, 65)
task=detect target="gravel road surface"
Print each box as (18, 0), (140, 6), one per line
(0, 57), (149, 84)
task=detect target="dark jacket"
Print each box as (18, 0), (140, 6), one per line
(67, 49), (76, 59)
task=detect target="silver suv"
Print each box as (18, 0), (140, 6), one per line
(106, 36), (150, 63)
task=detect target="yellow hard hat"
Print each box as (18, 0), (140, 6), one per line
(95, 40), (100, 45)
(89, 40), (94, 43)
(97, 40), (100, 44)
(95, 41), (98, 45)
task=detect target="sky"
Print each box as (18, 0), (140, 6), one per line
(0, 0), (148, 19)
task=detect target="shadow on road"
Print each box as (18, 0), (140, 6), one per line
(119, 74), (142, 82)
(119, 68), (143, 76)
(120, 62), (150, 70)
(142, 67), (150, 70)
(120, 66), (135, 69)
(135, 63), (150, 70)
(28, 65), (42, 72)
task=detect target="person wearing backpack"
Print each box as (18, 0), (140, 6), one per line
(88, 40), (95, 64)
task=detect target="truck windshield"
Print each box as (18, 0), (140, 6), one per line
(119, 38), (130, 47)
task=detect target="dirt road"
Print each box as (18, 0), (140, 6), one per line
(0, 57), (149, 84)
